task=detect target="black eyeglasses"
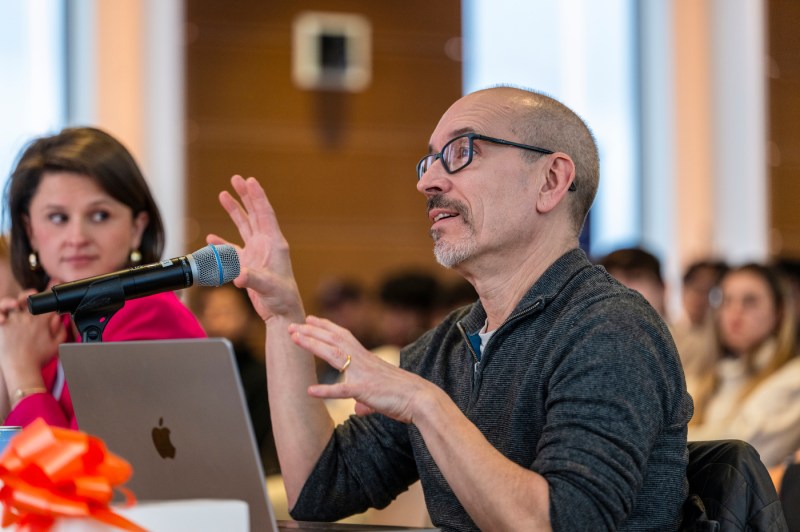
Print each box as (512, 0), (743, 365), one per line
(416, 132), (577, 191)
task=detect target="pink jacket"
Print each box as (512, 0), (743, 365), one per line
(5, 292), (206, 429)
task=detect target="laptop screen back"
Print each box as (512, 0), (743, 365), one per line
(60, 338), (278, 531)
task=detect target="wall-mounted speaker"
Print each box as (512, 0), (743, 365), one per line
(292, 11), (371, 92)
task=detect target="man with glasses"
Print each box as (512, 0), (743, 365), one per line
(213, 87), (692, 531)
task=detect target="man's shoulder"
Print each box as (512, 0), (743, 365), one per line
(518, 248), (624, 309)
(542, 263), (679, 369)
(545, 257), (657, 323)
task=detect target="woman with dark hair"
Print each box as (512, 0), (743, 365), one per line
(0, 127), (205, 428)
(689, 263), (800, 467)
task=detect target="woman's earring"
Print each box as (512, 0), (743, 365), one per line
(28, 252), (39, 271)
(130, 249), (142, 264)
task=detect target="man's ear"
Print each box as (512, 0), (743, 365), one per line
(536, 154), (576, 214)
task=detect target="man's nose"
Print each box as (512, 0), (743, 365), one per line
(416, 161), (451, 196)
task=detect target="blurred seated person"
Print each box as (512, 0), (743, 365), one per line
(0, 235), (20, 299)
(689, 263), (800, 467)
(671, 259), (728, 398)
(774, 257), (800, 338)
(372, 270), (441, 366)
(769, 448), (800, 531)
(598, 247), (667, 318)
(195, 284), (279, 475)
(0, 127), (205, 428)
(430, 277), (478, 328)
(315, 276), (378, 350)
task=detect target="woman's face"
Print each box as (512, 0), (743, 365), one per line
(718, 270), (780, 355)
(24, 171), (149, 285)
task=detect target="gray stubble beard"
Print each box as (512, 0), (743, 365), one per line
(432, 227), (477, 268)
(427, 194), (476, 268)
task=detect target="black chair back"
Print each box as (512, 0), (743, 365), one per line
(681, 440), (788, 532)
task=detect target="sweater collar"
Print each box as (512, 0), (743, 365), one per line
(459, 248), (592, 334)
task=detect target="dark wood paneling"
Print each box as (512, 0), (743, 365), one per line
(768, 0), (800, 259)
(185, 1), (462, 309)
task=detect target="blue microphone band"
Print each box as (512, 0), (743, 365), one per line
(210, 244), (224, 286)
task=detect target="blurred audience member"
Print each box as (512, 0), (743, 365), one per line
(375, 270), (441, 353)
(430, 278), (478, 328)
(768, 259), (800, 530)
(598, 247), (667, 318)
(671, 260), (729, 398)
(315, 277), (378, 350)
(0, 236), (19, 299)
(774, 257), (800, 337)
(196, 284), (279, 475)
(769, 448), (800, 531)
(689, 263), (800, 467)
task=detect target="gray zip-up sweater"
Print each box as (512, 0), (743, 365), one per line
(291, 249), (693, 531)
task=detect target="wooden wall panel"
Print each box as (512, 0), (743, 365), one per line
(768, 0), (800, 258)
(185, 1), (462, 310)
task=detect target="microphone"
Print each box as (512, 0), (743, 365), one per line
(28, 244), (240, 316)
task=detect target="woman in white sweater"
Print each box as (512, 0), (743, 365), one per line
(688, 263), (800, 467)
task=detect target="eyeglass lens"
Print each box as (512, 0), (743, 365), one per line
(417, 135), (473, 179)
(442, 136), (472, 174)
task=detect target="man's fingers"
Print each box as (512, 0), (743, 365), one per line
(244, 177), (283, 236)
(220, 176), (287, 244)
(290, 320), (340, 343)
(305, 315), (358, 344)
(307, 382), (354, 399)
(231, 176), (259, 225)
(219, 190), (253, 240)
(234, 267), (269, 293)
(206, 234), (235, 247)
(290, 331), (337, 364)
(354, 402), (375, 416)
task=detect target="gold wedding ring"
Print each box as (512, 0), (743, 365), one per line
(340, 353), (352, 373)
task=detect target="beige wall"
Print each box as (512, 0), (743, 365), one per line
(94, 0), (145, 161)
(673, 0), (716, 266)
(70, 0), (186, 259)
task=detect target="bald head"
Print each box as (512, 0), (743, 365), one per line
(461, 87), (599, 234)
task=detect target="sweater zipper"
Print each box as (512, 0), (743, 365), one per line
(459, 298), (544, 399)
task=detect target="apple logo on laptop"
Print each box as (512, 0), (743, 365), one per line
(152, 417), (176, 459)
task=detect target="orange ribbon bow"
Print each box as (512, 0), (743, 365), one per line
(0, 419), (145, 531)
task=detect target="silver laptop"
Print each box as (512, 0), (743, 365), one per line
(61, 338), (277, 530)
(60, 338), (437, 532)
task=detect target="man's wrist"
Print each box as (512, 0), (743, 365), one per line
(409, 380), (449, 428)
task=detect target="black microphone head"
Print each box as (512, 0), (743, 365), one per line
(191, 244), (240, 286)
(28, 291), (57, 315)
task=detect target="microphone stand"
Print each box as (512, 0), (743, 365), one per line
(71, 277), (126, 343)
